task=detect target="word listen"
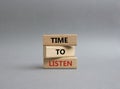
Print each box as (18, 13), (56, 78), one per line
(51, 37), (68, 43)
(44, 57), (77, 68)
(49, 60), (72, 66)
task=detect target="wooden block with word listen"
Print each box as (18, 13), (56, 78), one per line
(43, 34), (77, 46)
(44, 57), (77, 68)
(43, 46), (75, 58)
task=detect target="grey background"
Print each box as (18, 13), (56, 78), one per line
(0, 0), (120, 89)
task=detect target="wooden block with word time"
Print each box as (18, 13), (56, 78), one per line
(43, 46), (75, 58)
(43, 34), (77, 46)
(44, 57), (77, 68)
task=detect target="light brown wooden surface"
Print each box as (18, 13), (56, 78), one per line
(44, 57), (77, 68)
(43, 46), (75, 58)
(43, 34), (77, 46)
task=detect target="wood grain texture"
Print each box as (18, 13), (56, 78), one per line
(44, 57), (77, 68)
(43, 46), (75, 58)
(43, 34), (77, 46)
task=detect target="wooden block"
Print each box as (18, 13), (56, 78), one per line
(44, 57), (77, 68)
(43, 46), (75, 58)
(43, 34), (77, 46)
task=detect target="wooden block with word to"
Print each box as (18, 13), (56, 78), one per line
(43, 46), (75, 58)
(43, 34), (77, 46)
(44, 57), (77, 68)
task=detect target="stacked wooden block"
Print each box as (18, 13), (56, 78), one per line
(43, 34), (77, 68)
